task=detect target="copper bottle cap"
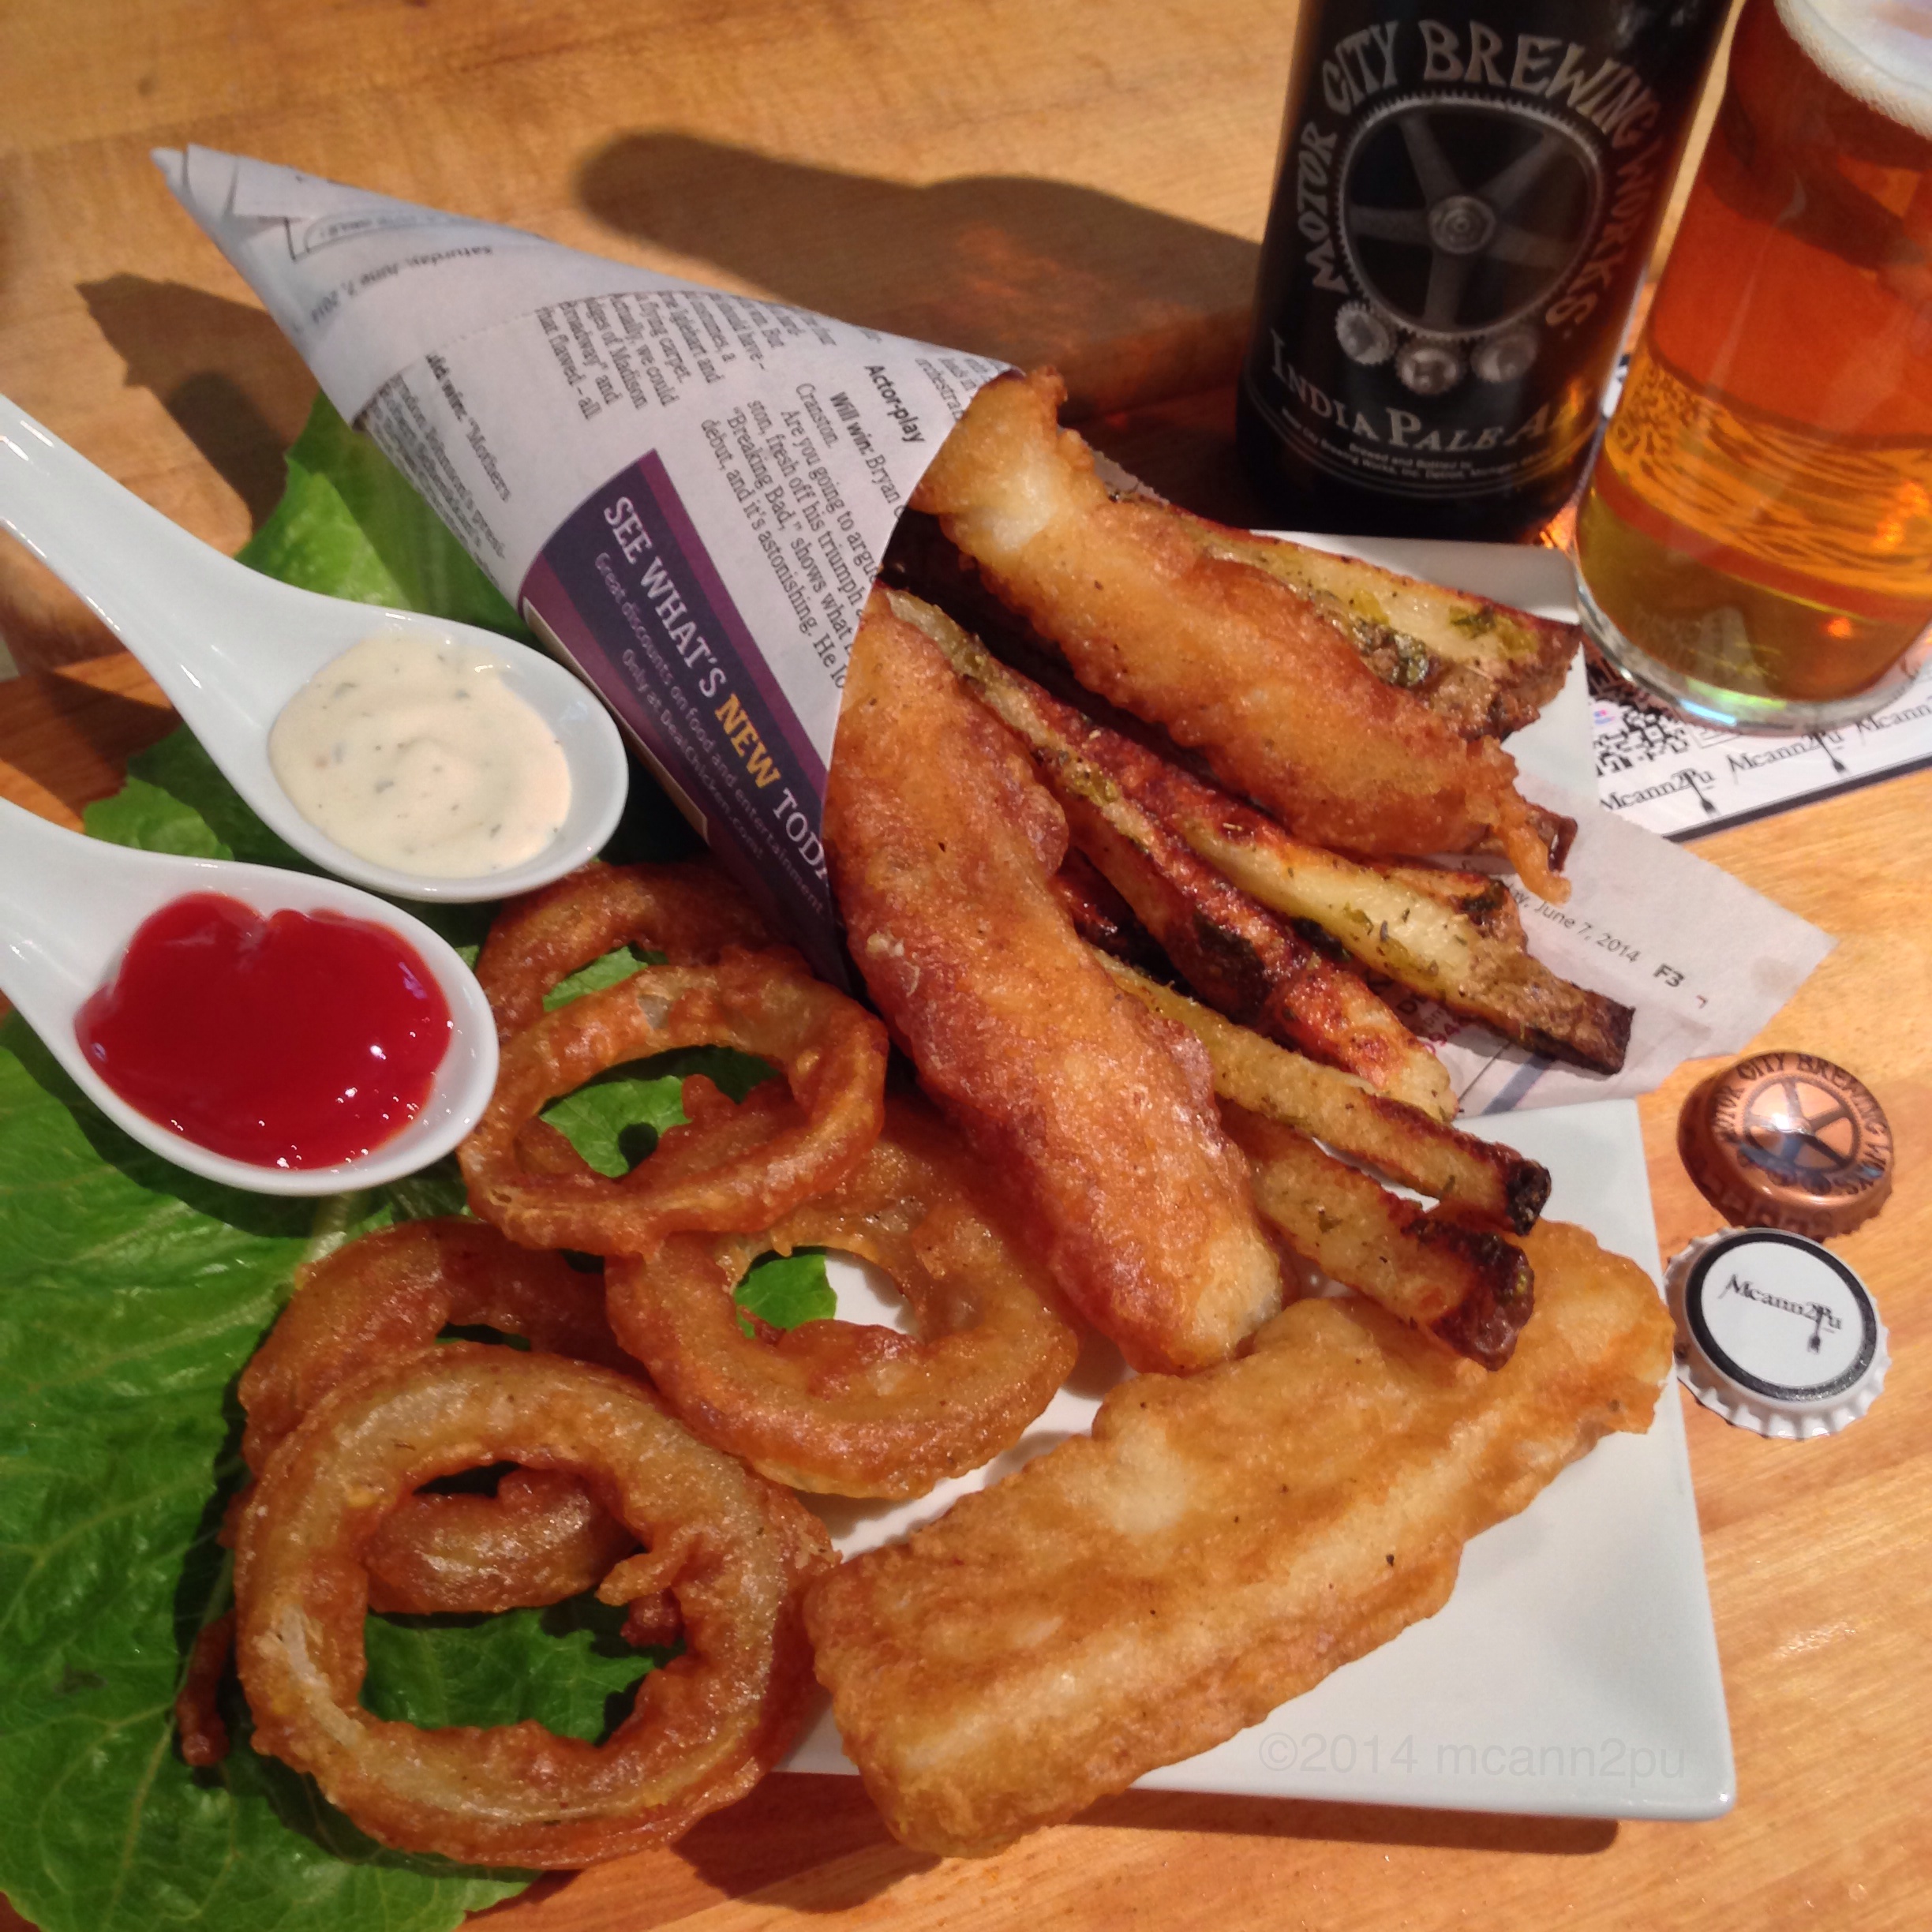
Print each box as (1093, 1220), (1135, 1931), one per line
(1678, 1052), (1892, 1239)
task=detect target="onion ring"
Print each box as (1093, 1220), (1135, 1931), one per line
(605, 1099), (1080, 1498)
(238, 1218), (639, 1614)
(234, 1345), (834, 1866)
(241, 1218), (634, 1466)
(460, 954), (888, 1257)
(477, 859), (770, 1040)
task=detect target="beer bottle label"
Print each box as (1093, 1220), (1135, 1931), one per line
(1244, 2), (1728, 508)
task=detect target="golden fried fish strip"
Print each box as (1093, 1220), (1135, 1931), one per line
(1170, 512), (1579, 739)
(804, 1219), (1673, 1857)
(825, 591), (1282, 1375)
(913, 369), (1567, 899)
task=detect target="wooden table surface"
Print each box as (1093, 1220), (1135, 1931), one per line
(2, 3), (1923, 1929)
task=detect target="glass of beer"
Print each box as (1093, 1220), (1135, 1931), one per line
(1573, 0), (1932, 731)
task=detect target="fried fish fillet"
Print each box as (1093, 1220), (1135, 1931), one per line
(1168, 511), (1579, 739)
(825, 590), (1282, 1374)
(912, 370), (1567, 899)
(883, 506), (1579, 743)
(804, 1219), (1674, 1856)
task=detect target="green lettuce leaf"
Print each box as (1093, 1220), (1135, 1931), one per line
(735, 1249), (837, 1333)
(0, 400), (691, 1932)
(540, 1041), (777, 1180)
(84, 729), (311, 870)
(84, 727), (495, 961)
(234, 396), (525, 639)
(361, 1596), (661, 1742)
(543, 945), (661, 1011)
(0, 1016), (531, 1932)
(80, 770), (227, 860)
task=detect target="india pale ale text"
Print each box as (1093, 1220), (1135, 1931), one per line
(1239, 1), (1729, 540)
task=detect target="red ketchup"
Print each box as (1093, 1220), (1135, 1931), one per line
(74, 892), (451, 1170)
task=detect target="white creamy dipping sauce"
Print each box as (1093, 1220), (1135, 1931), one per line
(269, 631), (572, 878)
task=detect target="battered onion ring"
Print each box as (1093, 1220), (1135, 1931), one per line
(605, 1099), (1080, 1498)
(238, 1218), (639, 1613)
(461, 954), (888, 1257)
(234, 1346), (834, 1866)
(477, 859), (770, 1040)
(242, 1219), (634, 1467)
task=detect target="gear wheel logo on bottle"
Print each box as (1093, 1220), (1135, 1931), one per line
(1238, 4), (1730, 541)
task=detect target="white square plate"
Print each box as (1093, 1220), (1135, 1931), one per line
(785, 537), (1735, 1821)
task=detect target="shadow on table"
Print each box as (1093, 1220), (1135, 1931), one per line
(0, 659), (177, 811)
(1076, 1784), (1619, 1854)
(1080, 383), (1275, 526)
(481, 1773), (1614, 1926)
(575, 133), (1258, 420)
(77, 275), (316, 527)
(0, 279), (316, 673)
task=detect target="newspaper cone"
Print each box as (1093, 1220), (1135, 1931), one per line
(157, 145), (1004, 973)
(156, 148), (1837, 1108)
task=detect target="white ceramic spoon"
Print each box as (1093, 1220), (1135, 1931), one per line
(0, 394), (628, 901)
(0, 796), (499, 1195)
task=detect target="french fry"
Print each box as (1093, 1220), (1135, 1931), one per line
(1166, 511), (1579, 739)
(888, 588), (1458, 1120)
(1222, 1103), (1535, 1369)
(1098, 954), (1549, 1234)
(1058, 804), (1455, 1120)
(1029, 709), (1627, 1072)
(1048, 852), (1170, 978)
(1163, 795), (1632, 1073)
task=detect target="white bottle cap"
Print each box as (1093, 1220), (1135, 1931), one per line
(1664, 1229), (1887, 1439)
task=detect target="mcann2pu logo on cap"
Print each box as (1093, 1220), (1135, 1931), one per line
(1664, 1228), (1887, 1440)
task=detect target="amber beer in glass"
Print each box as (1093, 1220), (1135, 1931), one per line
(1575, 0), (1932, 728)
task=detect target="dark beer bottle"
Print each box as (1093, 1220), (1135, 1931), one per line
(1237, 2), (1731, 541)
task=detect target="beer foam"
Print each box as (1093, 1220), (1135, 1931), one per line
(1778, 0), (1932, 138)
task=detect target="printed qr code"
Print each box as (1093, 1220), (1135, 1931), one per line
(1588, 653), (1691, 775)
